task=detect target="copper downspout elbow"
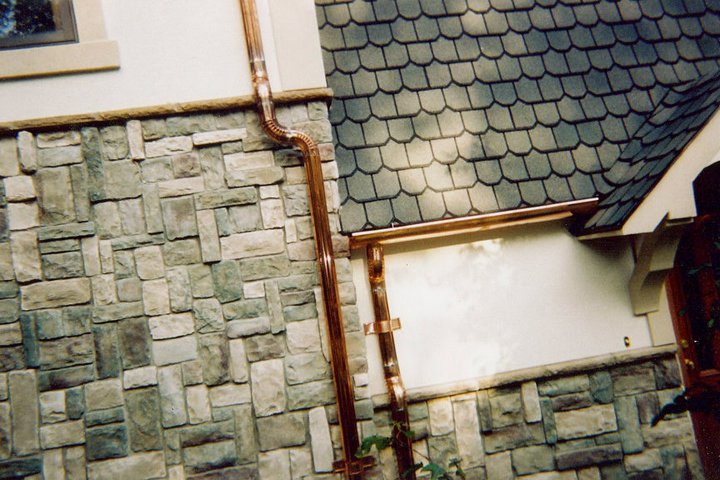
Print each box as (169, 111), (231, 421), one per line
(238, 1), (365, 478)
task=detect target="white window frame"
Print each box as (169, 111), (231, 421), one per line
(0, 0), (119, 80)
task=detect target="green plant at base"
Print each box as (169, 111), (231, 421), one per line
(355, 423), (466, 479)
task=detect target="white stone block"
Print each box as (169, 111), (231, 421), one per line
(8, 202), (39, 230)
(308, 407), (333, 473)
(522, 381), (542, 423)
(428, 397), (454, 436)
(148, 313), (194, 340)
(4, 176), (35, 201)
(259, 450), (291, 480)
(209, 383), (251, 407)
(192, 128), (246, 146)
(134, 245), (164, 280)
(145, 136), (192, 158)
(251, 359), (286, 417)
(143, 279), (171, 316)
(186, 384), (212, 424)
(152, 335), (198, 366)
(123, 366), (158, 389)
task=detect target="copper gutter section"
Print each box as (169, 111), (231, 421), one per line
(238, 1), (366, 478)
(366, 243), (416, 479)
(350, 198), (599, 248)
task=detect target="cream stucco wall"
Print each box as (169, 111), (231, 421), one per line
(353, 221), (654, 394)
(0, 0), (325, 123)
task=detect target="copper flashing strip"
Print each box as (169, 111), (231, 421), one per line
(366, 244), (416, 479)
(0, 88), (333, 134)
(238, 2), (364, 478)
(349, 198), (599, 249)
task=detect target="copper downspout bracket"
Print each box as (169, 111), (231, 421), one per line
(364, 318), (402, 335)
(333, 456), (375, 476)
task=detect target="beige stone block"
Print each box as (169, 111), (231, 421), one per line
(285, 219), (298, 243)
(99, 240), (114, 274)
(64, 446), (86, 480)
(259, 185), (280, 199)
(158, 365), (187, 428)
(167, 465), (184, 480)
(486, 451), (513, 480)
(91, 274), (117, 306)
(522, 381), (542, 423)
(143, 279), (170, 316)
(118, 198), (146, 235)
(0, 243), (14, 281)
(196, 209), (221, 263)
(85, 379), (123, 411)
(229, 339), (248, 383)
(286, 319), (322, 354)
(145, 136), (192, 158)
(0, 137), (19, 177)
(428, 397), (454, 436)
(251, 359), (286, 417)
(39, 390), (66, 424)
(81, 236), (101, 277)
(308, 407), (333, 473)
(87, 452), (167, 480)
(224, 150), (273, 171)
(0, 322), (21, 346)
(123, 366), (158, 389)
(453, 397), (484, 467)
(220, 229), (285, 260)
(192, 128), (246, 146)
(152, 335), (198, 366)
(186, 384), (212, 424)
(135, 245), (164, 280)
(258, 450), (291, 480)
(9, 370), (39, 455)
(243, 281), (265, 299)
(127, 120), (144, 160)
(37, 131), (80, 148)
(289, 448), (313, 480)
(578, 467), (601, 480)
(158, 176), (205, 198)
(261, 199), (285, 229)
(8, 202), (39, 230)
(43, 448), (65, 480)
(17, 132), (37, 173)
(555, 404), (617, 440)
(209, 383), (251, 407)
(40, 420), (84, 449)
(148, 313), (194, 340)
(4, 176), (35, 201)
(21, 278), (91, 311)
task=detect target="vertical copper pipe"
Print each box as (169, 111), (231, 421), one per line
(366, 244), (416, 479)
(238, 1), (363, 478)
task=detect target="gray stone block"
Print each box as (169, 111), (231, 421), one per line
(590, 371), (614, 404)
(245, 334), (285, 362)
(161, 196), (198, 240)
(198, 334), (230, 386)
(0, 458), (42, 479)
(39, 334), (94, 370)
(287, 380), (336, 410)
(555, 443), (623, 470)
(85, 406), (125, 427)
(93, 324), (121, 379)
(125, 387), (163, 452)
(38, 364), (94, 391)
(211, 261), (243, 303)
(512, 445), (555, 474)
(118, 317), (152, 369)
(483, 422), (546, 454)
(238, 255), (291, 281)
(257, 412), (306, 451)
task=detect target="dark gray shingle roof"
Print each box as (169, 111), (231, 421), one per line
(316, 0), (720, 233)
(581, 68), (720, 233)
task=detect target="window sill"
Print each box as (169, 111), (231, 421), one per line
(0, 40), (120, 80)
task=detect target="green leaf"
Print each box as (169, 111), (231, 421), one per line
(402, 463), (424, 479)
(355, 435), (392, 458)
(421, 463), (452, 480)
(709, 318), (715, 329)
(687, 263), (712, 276)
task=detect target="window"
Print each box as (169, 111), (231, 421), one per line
(0, 0), (118, 80)
(0, 0), (77, 50)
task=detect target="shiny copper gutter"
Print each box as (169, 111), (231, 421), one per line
(366, 244), (416, 479)
(238, 1), (367, 478)
(350, 198), (599, 249)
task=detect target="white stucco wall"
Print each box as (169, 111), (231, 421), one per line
(352, 221), (653, 394)
(0, 0), (325, 123)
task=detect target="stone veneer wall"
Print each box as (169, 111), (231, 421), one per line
(0, 103), (372, 479)
(364, 350), (702, 480)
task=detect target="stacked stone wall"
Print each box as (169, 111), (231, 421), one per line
(365, 352), (702, 480)
(0, 103), (370, 479)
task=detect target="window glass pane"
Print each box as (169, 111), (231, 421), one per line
(0, 0), (75, 48)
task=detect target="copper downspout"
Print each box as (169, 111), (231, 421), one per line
(366, 244), (416, 479)
(238, 2), (367, 478)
